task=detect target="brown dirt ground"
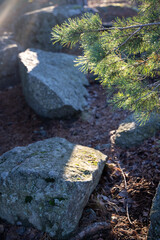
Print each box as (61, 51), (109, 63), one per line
(0, 80), (160, 240)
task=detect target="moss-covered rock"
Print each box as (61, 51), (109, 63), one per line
(0, 137), (107, 239)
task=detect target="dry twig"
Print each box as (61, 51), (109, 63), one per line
(116, 161), (133, 225)
(70, 222), (111, 240)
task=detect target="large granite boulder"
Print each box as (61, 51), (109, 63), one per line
(0, 1), (87, 29)
(0, 32), (21, 90)
(110, 114), (160, 149)
(0, 137), (107, 239)
(14, 5), (88, 51)
(19, 48), (89, 118)
(148, 183), (160, 240)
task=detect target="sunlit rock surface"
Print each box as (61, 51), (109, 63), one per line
(111, 114), (160, 148)
(19, 48), (89, 118)
(0, 137), (107, 239)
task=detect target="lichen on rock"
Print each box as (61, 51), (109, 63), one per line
(0, 137), (107, 239)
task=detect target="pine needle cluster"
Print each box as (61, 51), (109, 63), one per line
(52, 0), (160, 122)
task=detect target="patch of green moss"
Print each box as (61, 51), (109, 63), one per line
(91, 161), (98, 166)
(88, 159), (98, 166)
(49, 199), (56, 206)
(25, 196), (33, 203)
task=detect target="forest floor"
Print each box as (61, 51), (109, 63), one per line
(0, 80), (160, 240)
(0, 0), (160, 240)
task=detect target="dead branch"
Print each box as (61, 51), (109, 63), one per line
(70, 222), (111, 240)
(116, 161), (133, 225)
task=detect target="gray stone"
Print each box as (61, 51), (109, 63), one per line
(148, 183), (160, 240)
(80, 109), (94, 122)
(111, 114), (160, 149)
(19, 48), (89, 118)
(0, 1), (88, 29)
(0, 137), (107, 239)
(0, 32), (21, 90)
(14, 5), (87, 51)
(95, 144), (111, 151)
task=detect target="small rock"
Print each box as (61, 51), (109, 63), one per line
(95, 144), (111, 151)
(111, 113), (160, 148)
(80, 110), (94, 122)
(16, 221), (22, 226)
(34, 128), (47, 137)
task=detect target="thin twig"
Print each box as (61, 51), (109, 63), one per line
(116, 161), (133, 225)
(74, 22), (160, 34)
(99, 22), (160, 32)
(134, 83), (160, 103)
(106, 58), (127, 67)
(70, 222), (111, 240)
(114, 27), (142, 51)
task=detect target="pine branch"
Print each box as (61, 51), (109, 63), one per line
(134, 82), (160, 103)
(68, 21), (160, 35)
(100, 22), (160, 32)
(72, 22), (160, 33)
(51, 1), (160, 119)
(114, 27), (142, 51)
